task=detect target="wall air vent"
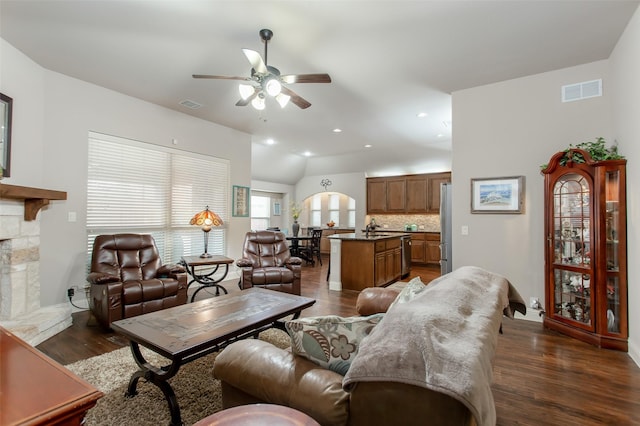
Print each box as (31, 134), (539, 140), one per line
(179, 99), (202, 109)
(561, 79), (602, 103)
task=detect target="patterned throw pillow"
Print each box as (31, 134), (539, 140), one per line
(285, 314), (384, 375)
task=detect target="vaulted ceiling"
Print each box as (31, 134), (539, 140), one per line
(1, 1), (638, 184)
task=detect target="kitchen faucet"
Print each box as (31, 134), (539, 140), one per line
(365, 219), (379, 237)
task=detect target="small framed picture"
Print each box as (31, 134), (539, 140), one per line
(471, 176), (525, 214)
(1, 93), (13, 178)
(273, 201), (281, 216)
(232, 185), (250, 217)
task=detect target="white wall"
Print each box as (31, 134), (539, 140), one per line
(0, 39), (46, 186)
(295, 172), (366, 232)
(610, 7), (640, 364)
(1, 39), (252, 308)
(452, 60), (613, 323)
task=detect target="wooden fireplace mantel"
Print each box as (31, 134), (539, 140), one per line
(0, 183), (67, 221)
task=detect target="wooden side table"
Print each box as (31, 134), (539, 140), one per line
(193, 404), (320, 426)
(180, 255), (234, 302)
(0, 326), (103, 425)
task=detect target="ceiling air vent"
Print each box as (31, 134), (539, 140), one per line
(561, 79), (602, 103)
(179, 99), (202, 109)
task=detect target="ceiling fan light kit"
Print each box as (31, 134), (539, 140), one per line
(194, 29), (331, 111)
(251, 93), (266, 110)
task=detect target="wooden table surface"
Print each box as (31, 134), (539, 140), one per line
(0, 326), (103, 426)
(111, 288), (316, 360)
(193, 403), (320, 426)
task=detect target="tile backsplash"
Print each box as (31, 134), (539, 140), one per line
(365, 214), (440, 232)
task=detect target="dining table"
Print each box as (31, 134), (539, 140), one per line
(286, 235), (313, 264)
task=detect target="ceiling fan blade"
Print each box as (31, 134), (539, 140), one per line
(193, 74), (251, 81)
(281, 73), (332, 84)
(281, 86), (312, 109)
(242, 48), (268, 74)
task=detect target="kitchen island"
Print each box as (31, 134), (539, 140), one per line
(327, 232), (410, 291)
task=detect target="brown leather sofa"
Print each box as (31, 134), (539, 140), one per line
(87, 234), (188, 328)
(214, 285), (474, 426)
(236, 230), (302, 295)
(214, 267), (526, 426)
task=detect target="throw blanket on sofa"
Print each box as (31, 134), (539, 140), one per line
(343, 266), (525, 426)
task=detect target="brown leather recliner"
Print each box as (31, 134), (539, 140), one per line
(87, 234), (188, 328)
(236, 230), (302, 295)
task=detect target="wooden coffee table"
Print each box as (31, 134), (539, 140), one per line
(111, 288), (315, 426)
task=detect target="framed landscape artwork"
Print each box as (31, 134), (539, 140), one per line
(471, 176), (525, 214)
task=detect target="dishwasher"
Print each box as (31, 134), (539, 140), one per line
(400, 235), (411, 278)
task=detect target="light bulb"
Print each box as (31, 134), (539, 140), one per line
(265, 78), (282, 96)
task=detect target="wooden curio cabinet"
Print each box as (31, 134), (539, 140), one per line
(542, 149), (627, 351)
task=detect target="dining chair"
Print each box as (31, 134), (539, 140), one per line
(304, 228), (323, 267)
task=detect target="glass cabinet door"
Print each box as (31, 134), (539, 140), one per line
(605, 171), (621, 334)
(552, 173), (593, 327)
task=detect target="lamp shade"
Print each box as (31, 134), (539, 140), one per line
(275, 93), (291, 108)
(239, 84), (255, 100)
(265, 77), (282, 96)
(251, 95), (266, 110)
(190, 206), (223, 232)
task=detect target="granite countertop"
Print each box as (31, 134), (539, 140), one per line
(359, 228), (440, 234)
(328, 232), (411, 241)
(321, 227), (355, 231)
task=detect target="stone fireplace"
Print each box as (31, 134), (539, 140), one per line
(0, 184), (71, 346)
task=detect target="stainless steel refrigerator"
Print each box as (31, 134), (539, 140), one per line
(440, 182), (453, 275)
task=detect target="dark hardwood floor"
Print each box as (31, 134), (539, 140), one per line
(37, 260), (640, 425)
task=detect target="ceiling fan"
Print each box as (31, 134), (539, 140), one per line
(193, 29), (331, 110)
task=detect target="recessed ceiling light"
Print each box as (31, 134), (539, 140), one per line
(437, 134), (444, 138)
(303, 151), (312, 157)
(266, 138), (275, 145)
(364, 144), (372, 148)
(332, 128), (342, 133)
(417, 112), (428, 118)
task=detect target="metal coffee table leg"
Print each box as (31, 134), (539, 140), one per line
(124, 342), (183, 426)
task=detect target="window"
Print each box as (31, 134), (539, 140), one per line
(348, 196), (356, 227)
(251, 195), (271, 230)
(311, 194), (322, 227)
(328, 193), (340, 226)
(87, 132), (229, 265)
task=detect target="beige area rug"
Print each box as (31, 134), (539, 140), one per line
(65, 328), (291, 426)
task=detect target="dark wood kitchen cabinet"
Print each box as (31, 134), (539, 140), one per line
(367, 173), (450, 214)
(410, 232), (440, 266)
(427, 173), (452, 213)
(541, 148), (627, 351)
(367, 177), (388, 213)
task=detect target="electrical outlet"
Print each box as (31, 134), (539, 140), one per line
(529, 297), (541, 309)
(67, 288), (75, 298)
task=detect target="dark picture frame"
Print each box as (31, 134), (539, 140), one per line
(471, 176), (525, 214)
(1, 93), (13, 178)
(232, 185), (250, 217)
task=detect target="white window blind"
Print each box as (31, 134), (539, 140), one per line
(250, 195), (271, 230)
(328, 193), (340, 226)
(348, 196), (356, 227)
(87, 132), (229, 264)
(310, 194), (322, 226)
